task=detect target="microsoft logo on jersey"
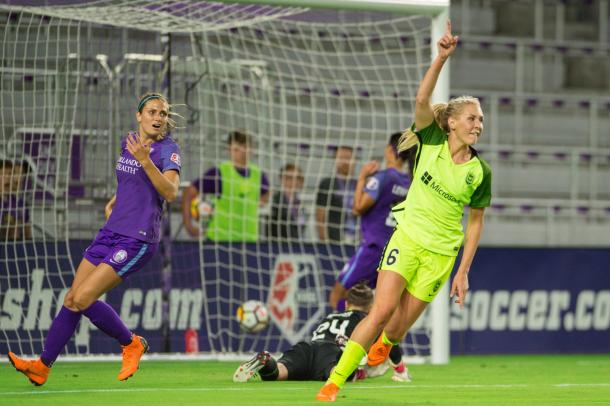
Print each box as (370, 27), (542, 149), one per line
(422, 171), (459, 203)
(421, 171), (433, 185)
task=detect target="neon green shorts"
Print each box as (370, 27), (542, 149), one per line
(378, 227), (456, 302)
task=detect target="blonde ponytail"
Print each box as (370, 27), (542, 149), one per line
(397, 102), (448, 153)
(397, 128), (419, 153)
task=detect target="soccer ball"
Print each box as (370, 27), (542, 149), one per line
(236, 300), (269, 333)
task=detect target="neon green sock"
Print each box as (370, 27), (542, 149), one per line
(381, 331), (399, 346)
(327, 340), (366, 388)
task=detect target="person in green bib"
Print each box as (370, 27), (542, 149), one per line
(316, 20), (492, 402)
(181, 130), (269, 242)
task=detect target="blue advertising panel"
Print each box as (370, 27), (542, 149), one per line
(450, 248), (610, 354)
(1, 242), (609, 355)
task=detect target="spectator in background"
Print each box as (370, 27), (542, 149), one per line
(182, 130), (269, 242)
(0, 159), (12, 196)
(0, 159), (32, 240)
(267, 163), (306, 240)
(316, 146), (357, 243)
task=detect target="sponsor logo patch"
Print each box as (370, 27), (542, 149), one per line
(466, 171), (475, 185)
(112, 249), (128, 264)
(366, 177), (379, 191)
(421, 171), (433, 185)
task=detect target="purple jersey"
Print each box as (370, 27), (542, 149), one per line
(360, 168), (410, 245)
(191, 165), (269, 197)
(104, 133), (181, 243)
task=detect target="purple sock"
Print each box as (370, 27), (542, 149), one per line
(336, 299), (347, 312)
(40, 306), (82, 367)
(82, 301), (132, 346)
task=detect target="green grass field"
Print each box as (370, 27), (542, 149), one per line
(2, 355), (610, 405)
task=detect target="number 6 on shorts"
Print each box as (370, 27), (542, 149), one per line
(386, 248), (399, 266)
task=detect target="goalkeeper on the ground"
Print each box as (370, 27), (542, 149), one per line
(233, 283), (373, 383)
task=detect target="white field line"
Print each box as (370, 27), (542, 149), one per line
(0, 354), (429, 364)
(2, 383), (610, 396)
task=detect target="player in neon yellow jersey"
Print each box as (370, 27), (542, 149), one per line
(317, 20), (492, 402)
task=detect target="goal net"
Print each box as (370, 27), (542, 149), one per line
(0, 0), (449, 364)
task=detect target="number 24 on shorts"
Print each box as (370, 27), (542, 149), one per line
(386, 248), (399, 266)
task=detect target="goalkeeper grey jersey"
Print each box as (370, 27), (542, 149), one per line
(310, 310), (367, 344)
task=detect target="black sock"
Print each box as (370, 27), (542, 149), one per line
(259, 356), (279, 381)
(389, 345), (403, 365)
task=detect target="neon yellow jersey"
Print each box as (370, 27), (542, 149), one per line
(206, 161), (261, 242)
(392, 121), (492, 256)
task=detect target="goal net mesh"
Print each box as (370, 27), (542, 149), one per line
(0, 0), (437, 361)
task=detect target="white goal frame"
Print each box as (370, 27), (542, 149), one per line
(0, 0), (451, 366)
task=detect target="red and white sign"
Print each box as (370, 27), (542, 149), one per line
(267, 254), (325, 344)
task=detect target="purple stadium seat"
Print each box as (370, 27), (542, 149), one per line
(520, 204), (534, 213)
(580, 153), (592, 162)
(491, 204), (506, 212)
(498, 150), (512, 159)
(499, 97), (512, 105)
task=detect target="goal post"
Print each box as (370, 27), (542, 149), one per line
(429, 5), (451, 366)
(0, 0), (450, 365)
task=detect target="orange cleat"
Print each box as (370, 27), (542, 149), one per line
(7, 352), (50, 386)
(367, 335), (392, 366)
(117, 335), (149, 381)
(316, 382), (340, 402)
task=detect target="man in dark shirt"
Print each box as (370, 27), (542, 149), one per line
(315, 146), (357, 243)
(267, 163), (306, 240)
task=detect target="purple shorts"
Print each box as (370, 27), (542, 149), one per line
(83, 228), (158, 279)
(337, 243), (383, 290)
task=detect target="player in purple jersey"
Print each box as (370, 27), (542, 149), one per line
(329, 133), (412, 310)
(8, 93), (181, 386)
(328, 132), (414, 382)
